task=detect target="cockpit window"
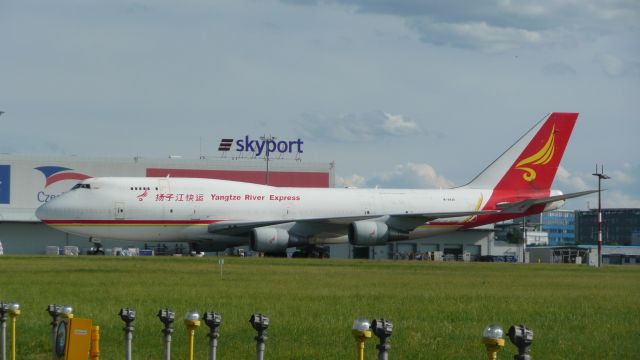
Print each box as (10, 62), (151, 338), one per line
(71, 183), (91, 190)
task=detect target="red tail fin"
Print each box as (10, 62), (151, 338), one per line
(495, 112), (577, 191)
(464, 112), (578, 192)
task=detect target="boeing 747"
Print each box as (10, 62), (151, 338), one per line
(36, 112), (594, 252)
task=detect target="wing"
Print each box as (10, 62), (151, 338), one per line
(207, 210), (498, 237)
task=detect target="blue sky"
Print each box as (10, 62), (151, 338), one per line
(1, 0), (638, 209)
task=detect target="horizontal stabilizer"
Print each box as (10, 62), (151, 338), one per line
(496, 190), (598, 213)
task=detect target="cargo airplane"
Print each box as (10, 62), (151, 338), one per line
(36, 112), (595, 253)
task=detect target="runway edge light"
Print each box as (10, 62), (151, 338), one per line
(351, 318), (371, 360)
(8, 303), (20, 360)
(184, 310), (200, 360)
(482, 324), (505, 360)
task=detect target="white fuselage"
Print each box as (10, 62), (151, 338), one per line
(36, 177), (493, 244)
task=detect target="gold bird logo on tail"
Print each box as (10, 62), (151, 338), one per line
(515, 125), (556, 182)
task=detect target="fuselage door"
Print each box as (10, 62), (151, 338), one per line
(115, 202), (126, 220)
(191, 203), (202, 220)
(158, 178), (170, 193)
(282, 205), (291, 220)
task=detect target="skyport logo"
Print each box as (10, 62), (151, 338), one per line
(218, 136), (304, 157)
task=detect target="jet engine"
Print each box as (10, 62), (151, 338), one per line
(250, 227), (291, 253)
(348, 221), (409, 246)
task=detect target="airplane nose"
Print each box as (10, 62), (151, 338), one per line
(35, 202), (49, 221)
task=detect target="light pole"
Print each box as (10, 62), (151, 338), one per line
(157, 308), (175, 360)
(250, 313), (269, 360)
(508, 324), (534, 360)
(0, 301), (8, 360)
(592, 164), (610, 267)
(204, 312), (221, 360)
(371, 319), (393, 360)
(119, 308), (136, 360)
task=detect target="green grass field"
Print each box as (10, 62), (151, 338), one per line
(1, 256), (639, 359)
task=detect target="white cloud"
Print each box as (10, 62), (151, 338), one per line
(289, 0), (639, 53)
(370, 162), (455, 189)
(297, 111), (422, 142)
(555, 165), (590, 191)
(606, 191), (640, 208)
(609, 170), (635, 185)
(497, 1), (546, 17)
(558, 165), (636, 189)
(557, 166), (640, 210)
(406, 163), (456, 188)
(336, 174), (366, 188)
(595, 53), (625, 77)
(382, 113), (419, 135)
(410, 19), (543, 53)
(337, 162), (455, 189)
